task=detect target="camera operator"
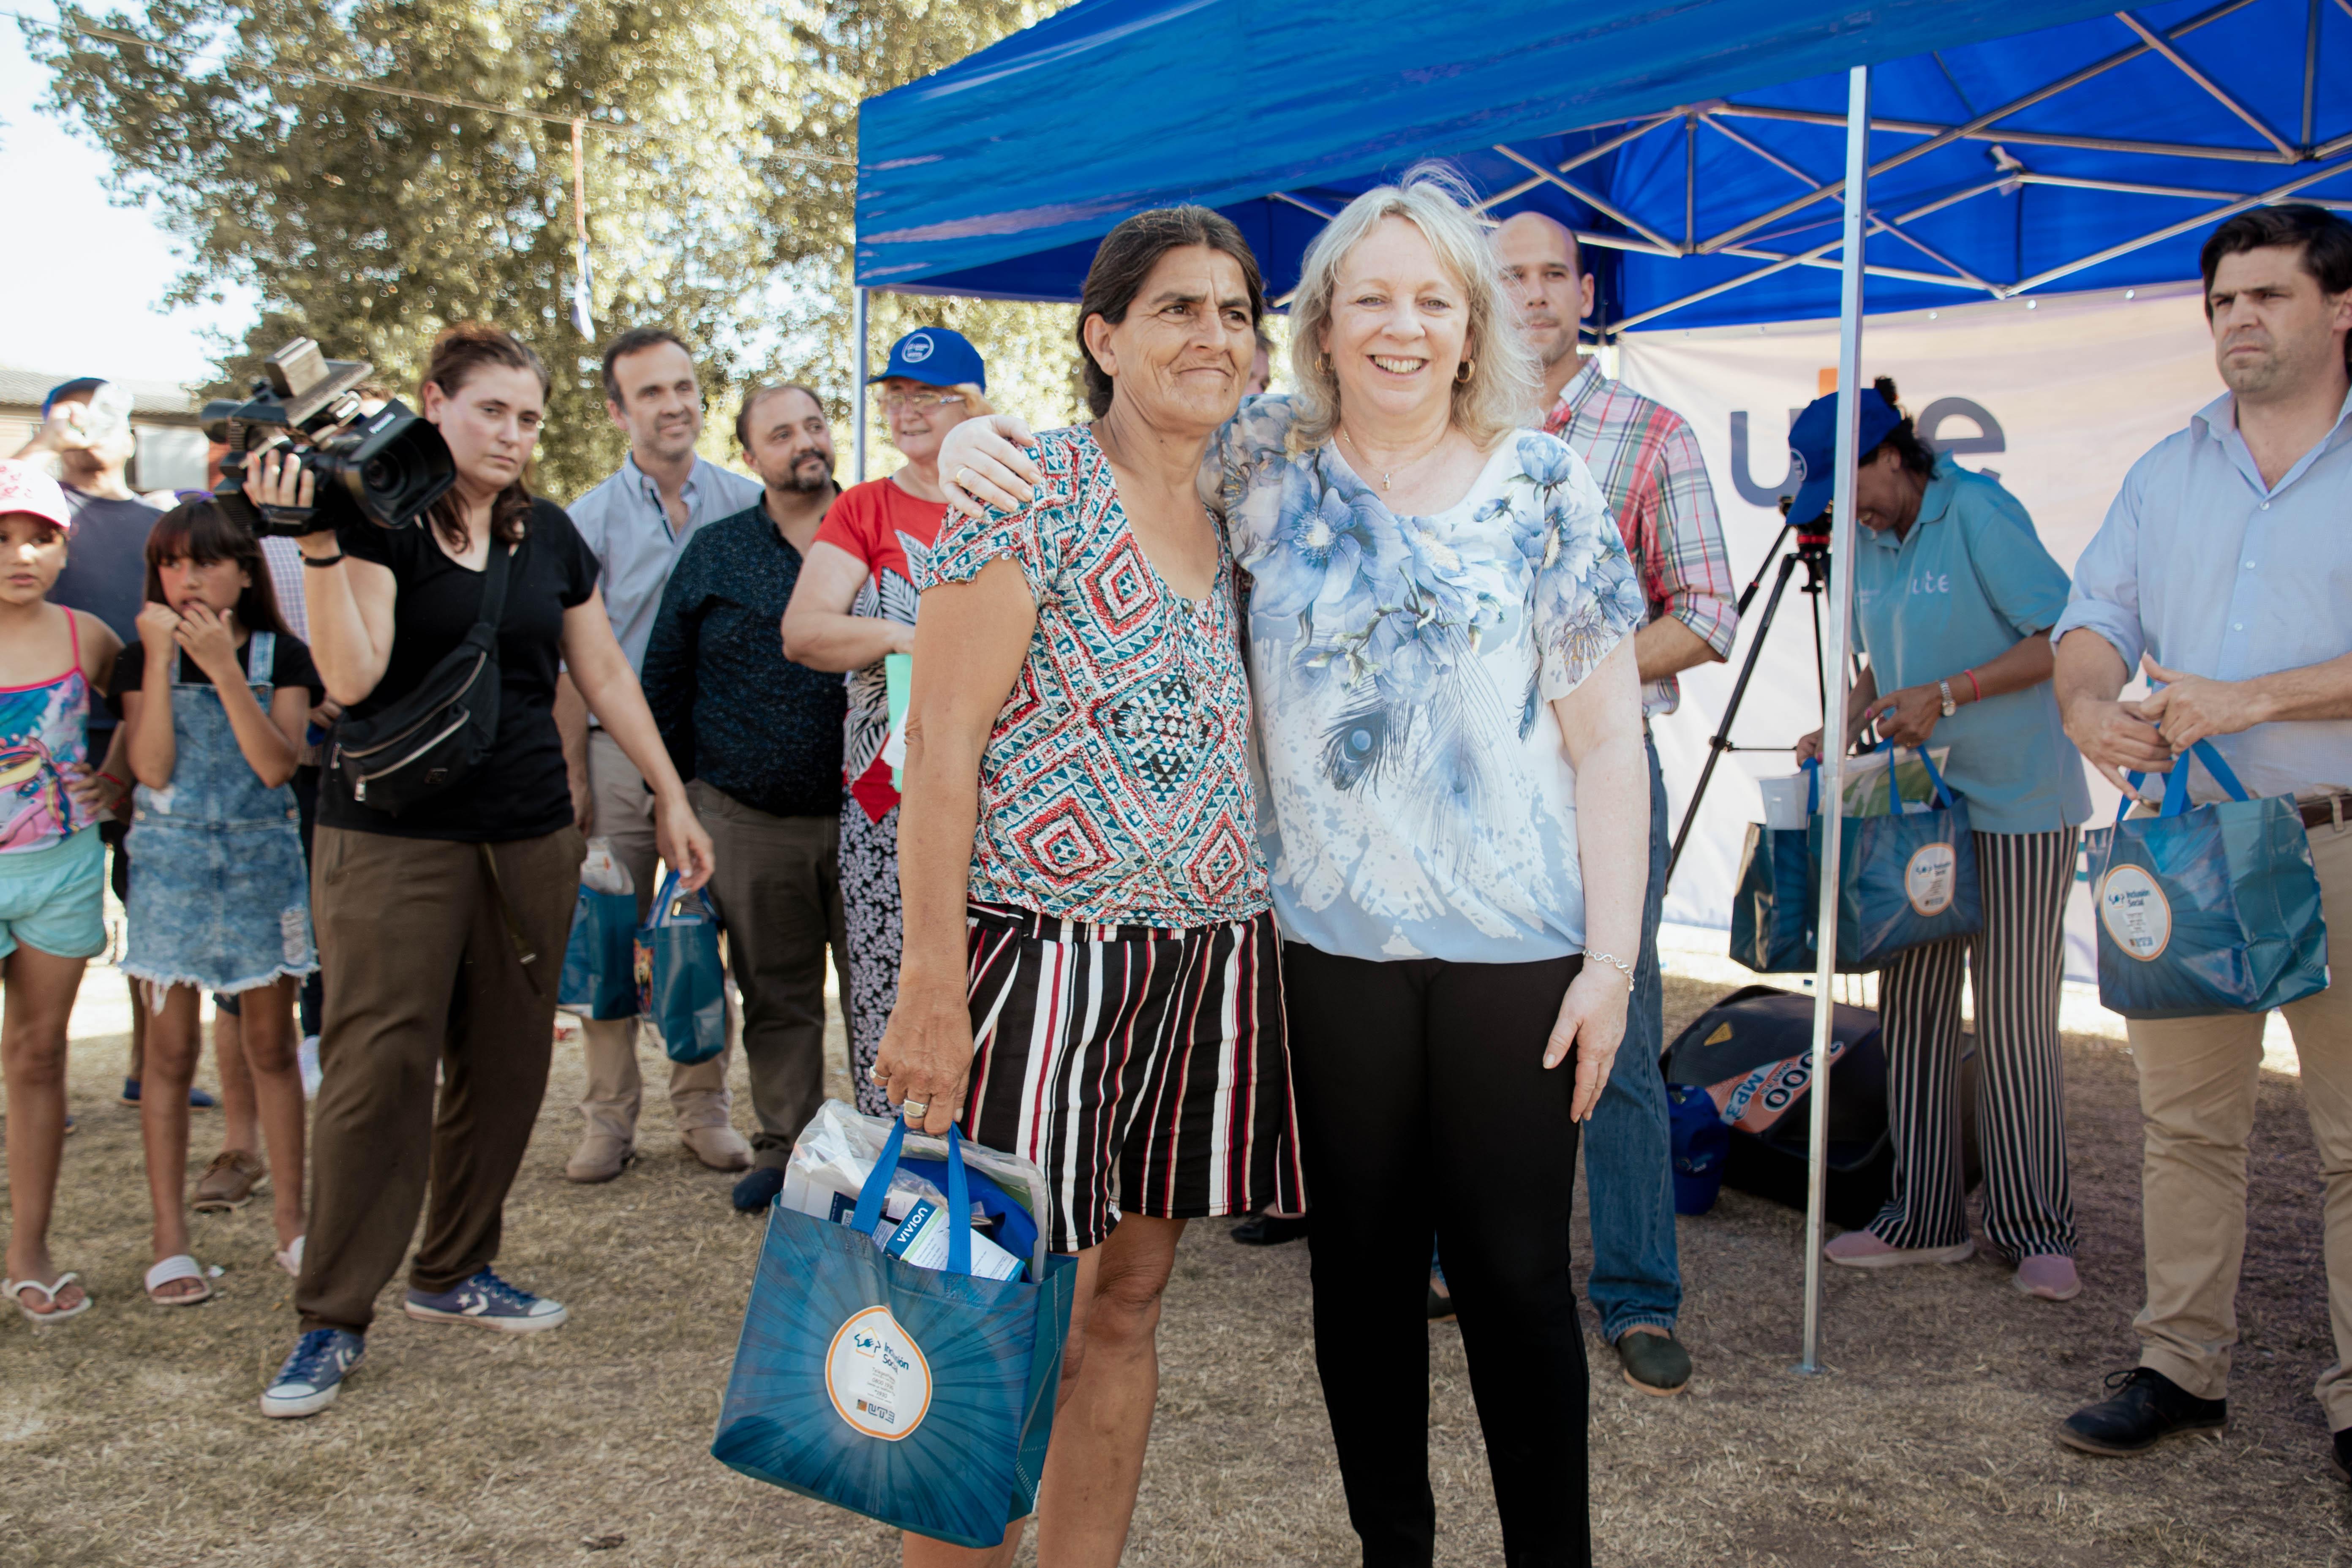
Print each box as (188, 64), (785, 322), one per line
(250, 323), (714, 1421)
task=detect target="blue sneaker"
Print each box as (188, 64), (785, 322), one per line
(117, 1079), (220, 1109)
(260, 1328), (364, 1419)
(403, 1267), (568, 1333)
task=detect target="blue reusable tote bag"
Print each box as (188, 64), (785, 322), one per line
(1729, 816), (1815, 974)
(559, 885), (640, 1020)
(711, 1121), (1079, 1548)
(2086, 740), (2329, 1019)
(634, 870), (727, 1064)
(1823, 744), (1983, 969)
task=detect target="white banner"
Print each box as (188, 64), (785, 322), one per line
(1616, 281), (2220, 979)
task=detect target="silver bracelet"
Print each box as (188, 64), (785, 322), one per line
(1584, 949), (1636, 983)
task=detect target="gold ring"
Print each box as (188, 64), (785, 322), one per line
(956, 466), (971, 487)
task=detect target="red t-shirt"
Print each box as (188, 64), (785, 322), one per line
(814, 477), (950, 820)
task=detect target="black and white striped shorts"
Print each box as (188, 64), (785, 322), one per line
(958, 901), (1304, 1255)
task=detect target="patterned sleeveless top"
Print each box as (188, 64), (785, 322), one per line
(0, 609), (91, 853)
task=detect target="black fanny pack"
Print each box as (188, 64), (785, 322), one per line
(329, 540), (511, 814)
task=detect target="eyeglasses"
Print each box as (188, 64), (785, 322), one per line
(876, 389), (966, 413)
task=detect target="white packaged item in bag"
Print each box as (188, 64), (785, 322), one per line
(579, 835), (635, 896)
(876, 1199), (1025, 1282)
(781, 1100), (1054, 1277)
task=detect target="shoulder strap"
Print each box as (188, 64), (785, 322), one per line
(63, 605), (81, 669)
(248, 629), (275, 688)
(475, 534), (514, 632)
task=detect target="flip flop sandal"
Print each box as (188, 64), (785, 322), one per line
(144, 1255), (214, 1307)
(275, 1236), (305, 1278)
(6, 1272), (91, 1325)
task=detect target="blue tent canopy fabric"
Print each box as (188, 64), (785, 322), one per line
(855, 0), (2351, 330)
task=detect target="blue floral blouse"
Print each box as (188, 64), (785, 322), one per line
(1207, 395), (1644, 963)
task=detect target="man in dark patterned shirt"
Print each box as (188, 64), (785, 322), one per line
(642, 384), (851, 1211)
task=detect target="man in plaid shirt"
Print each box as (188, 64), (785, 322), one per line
(1496, 211), (1740, 1398)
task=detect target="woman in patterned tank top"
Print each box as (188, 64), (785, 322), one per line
(870, 210), (1301, 1568)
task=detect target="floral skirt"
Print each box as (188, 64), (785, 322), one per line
(124, 812), (316, 997)
(839, 794), (901, 1118)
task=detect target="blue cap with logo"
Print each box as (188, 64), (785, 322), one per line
(1786, 384), (1903, 526)
(879, 327), (985, 392)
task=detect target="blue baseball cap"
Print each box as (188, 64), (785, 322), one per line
(1786, 385), (1903, 526)
(879, 327), (984, 392)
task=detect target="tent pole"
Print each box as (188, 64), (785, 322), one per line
(854, 286), (871, 485)
(1799, 61), (1870, 1378)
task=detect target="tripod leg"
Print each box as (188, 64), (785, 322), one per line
(1667, 551), (1805, 881)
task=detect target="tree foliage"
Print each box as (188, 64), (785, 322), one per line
(33, 0), (1084, 498)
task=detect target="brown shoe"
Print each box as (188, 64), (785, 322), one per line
(565, 1131), (636, 1184)
(192, 1150), (267, 1212)
(681, 1124), (752, 1172)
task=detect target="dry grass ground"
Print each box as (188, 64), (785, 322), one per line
(2, 966), (2346, 1567)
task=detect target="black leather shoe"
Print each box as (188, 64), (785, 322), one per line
(1615, 1329), (1693, 1396)
(1229, 1212), (1310, 1246)
(2056, 1368), (2227, 1455)
(731, 1166), (786, 1214)
(2333, 1426), (2351, 1486)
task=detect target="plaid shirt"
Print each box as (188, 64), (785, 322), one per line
(1543, 359), (1737, 716)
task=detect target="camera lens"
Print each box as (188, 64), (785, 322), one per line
(362, 457), (392, 489)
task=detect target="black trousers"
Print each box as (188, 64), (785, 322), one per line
(1285, 943), (1591, 1568)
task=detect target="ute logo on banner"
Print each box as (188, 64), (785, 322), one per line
(827, 1305), (933, 1440)
(2098, 864), (2172, 962)
(1905, 841), (1957, 917)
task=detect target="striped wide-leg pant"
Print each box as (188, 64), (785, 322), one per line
(1869, 827), (2079, 1260)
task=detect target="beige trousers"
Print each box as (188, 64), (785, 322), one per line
(576, 729), (731, 1141)
(2127, 811), (2352, 1429)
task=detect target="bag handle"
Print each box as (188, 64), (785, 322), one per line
(1801, 754), (1820, 817)
(1800, 743), (1955, 817)
(849, 1118), (976, 1276)
(474, 534), (513, 633)
(2121, 739), (2252, 821)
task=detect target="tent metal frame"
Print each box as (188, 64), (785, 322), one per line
(1453, 2), (2348, 332)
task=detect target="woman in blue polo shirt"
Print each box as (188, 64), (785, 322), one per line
(1793, 378), (2092, 1304)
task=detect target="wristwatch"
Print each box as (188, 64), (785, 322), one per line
(1937, 678), (1957, 717)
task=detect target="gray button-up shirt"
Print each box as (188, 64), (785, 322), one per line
(2052, 387), (2352, 801)
(567, 453), (764, 670)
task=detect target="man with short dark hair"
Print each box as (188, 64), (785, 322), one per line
(1490, 210), (1739, 1399)
(2052, 204), (2352, 1484)
(642, 384), (848, 1210)
(561, 329), (762, 1182)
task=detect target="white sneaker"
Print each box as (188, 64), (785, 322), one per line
(298, 1035), (322, 1099)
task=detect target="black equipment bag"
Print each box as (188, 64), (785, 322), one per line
(329, 539), (511, 815)
(1664, 984), (1979, 1230)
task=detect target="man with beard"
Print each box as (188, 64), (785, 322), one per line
(561, 328), (762, 1182)
(1488, 210), (1739, 1399)
(642, 384), (850, 1210)
(2053, 204), (2352, 1486)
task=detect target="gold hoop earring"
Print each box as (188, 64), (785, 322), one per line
(1320, 352), (1332, 373)
(1455, 359), (1475, 385)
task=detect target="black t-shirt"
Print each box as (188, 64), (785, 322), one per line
(319, 501), (599, 841)
(106, 631), (325, 717)
(52, 489), (164, 738)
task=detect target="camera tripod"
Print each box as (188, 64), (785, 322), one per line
(1665, 512), (1857, 880)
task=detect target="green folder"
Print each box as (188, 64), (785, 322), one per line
(884, 653), (912, 791)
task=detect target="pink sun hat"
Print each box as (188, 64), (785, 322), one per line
(0, 460), (73, 534)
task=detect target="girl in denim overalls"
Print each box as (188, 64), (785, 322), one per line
(119, 502), (318, 1305)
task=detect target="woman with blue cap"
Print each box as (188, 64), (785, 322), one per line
(1790, 376), (2091, 1303)
(781, 327), (990, 1112)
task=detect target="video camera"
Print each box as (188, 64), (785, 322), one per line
(204, 338), (455, 537)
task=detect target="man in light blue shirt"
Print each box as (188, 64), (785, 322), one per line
(2051, 204), (2352, 1483)
(560, 327), (762, 1184)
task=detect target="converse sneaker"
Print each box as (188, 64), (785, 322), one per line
(260, 1328), (364, 1419)
(403, 1267), (568, 1332)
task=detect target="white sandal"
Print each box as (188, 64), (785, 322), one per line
(6, 1272), (90, 1325)
(275, 1235), (305, 1278)
(144, 1254), (213, 1306)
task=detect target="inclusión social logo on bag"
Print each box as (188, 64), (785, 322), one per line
(827, 1306), (933, 1440)
(2098, 865), (2172, 961)
(1904, 841), (1957, 917)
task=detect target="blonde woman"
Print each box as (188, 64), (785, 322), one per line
(944, 167), (1648, 1568)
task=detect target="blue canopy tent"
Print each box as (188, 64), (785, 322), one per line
(851, 0), (2349, 1366)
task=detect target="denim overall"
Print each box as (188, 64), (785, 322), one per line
(123, 630), (318, 996)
